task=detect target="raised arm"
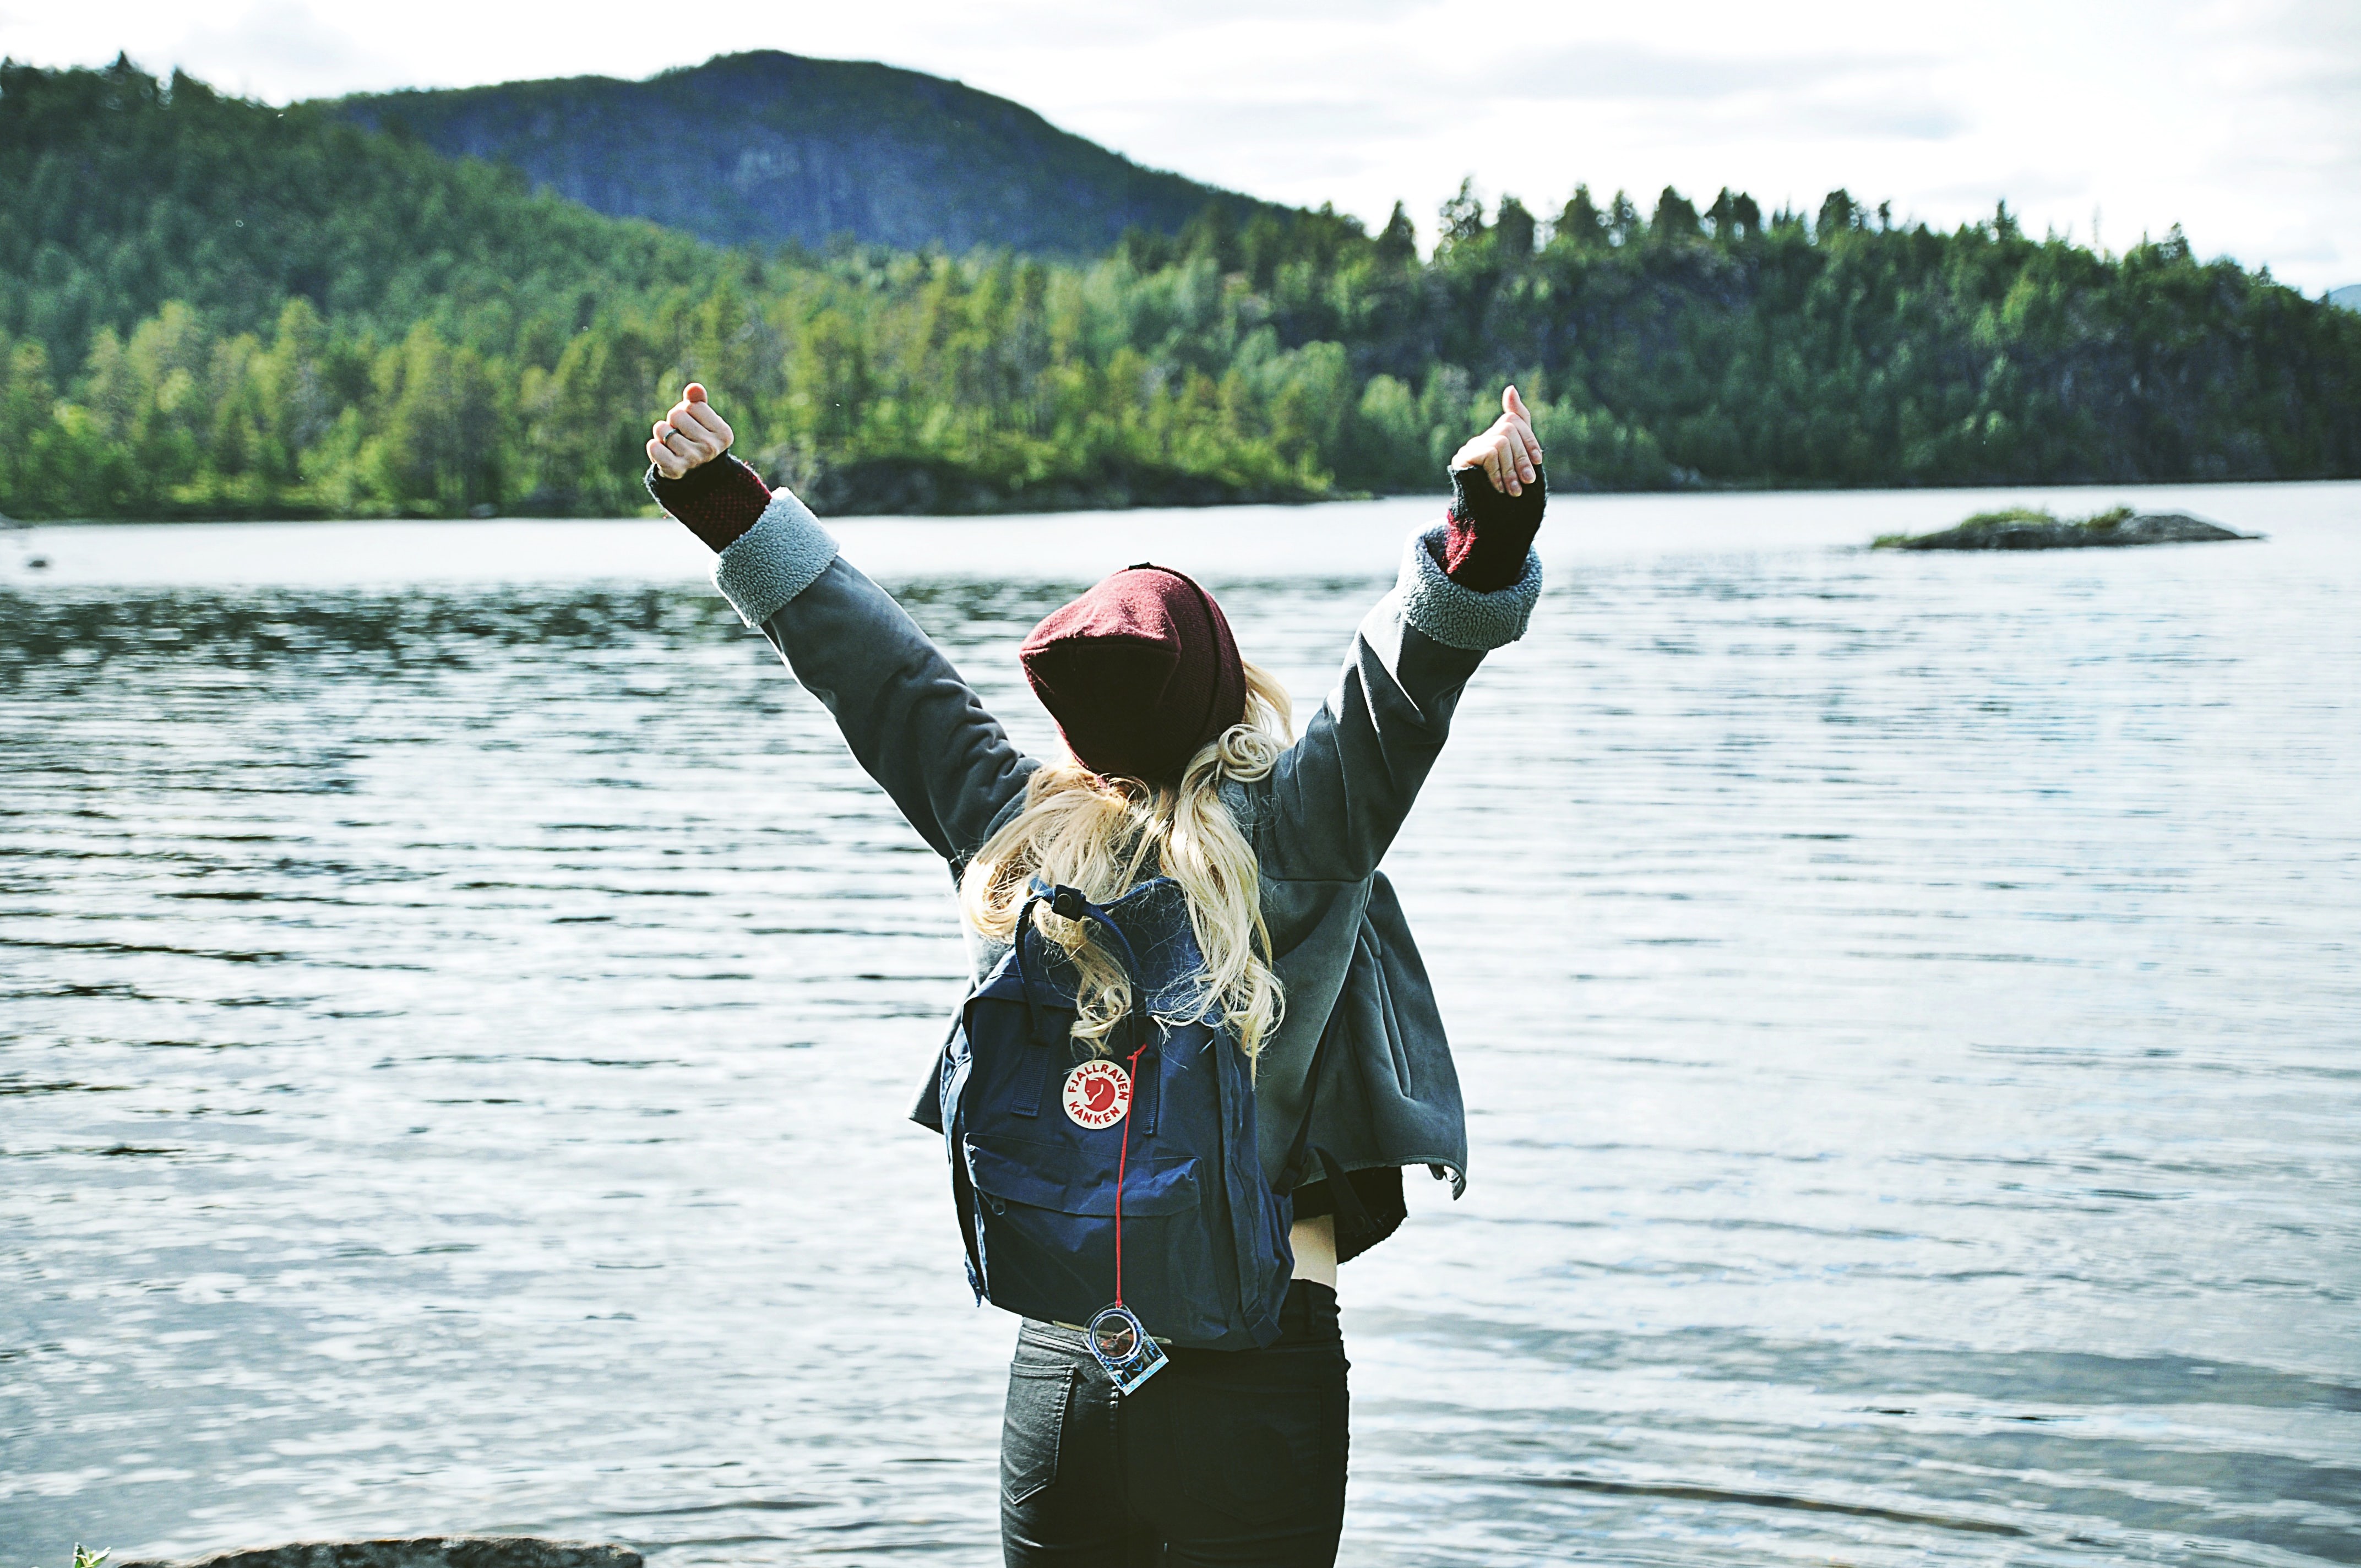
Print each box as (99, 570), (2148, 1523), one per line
(1254, 388), (1547, 883)
(648, 385), (1035, 867)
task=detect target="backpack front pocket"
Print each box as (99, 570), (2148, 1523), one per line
(964, 1132), (1201, 1332)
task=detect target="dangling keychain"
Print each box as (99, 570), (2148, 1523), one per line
(1087, 1302), (1167, 1396)
(1087, 1033), (1167, 1395)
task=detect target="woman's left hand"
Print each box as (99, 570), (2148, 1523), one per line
(1449, 385), (1543, 497)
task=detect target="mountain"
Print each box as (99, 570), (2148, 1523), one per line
(6, 58), (2358, 523)
(334, 51), (1294, 255)
(2332, 285), (2361, 312)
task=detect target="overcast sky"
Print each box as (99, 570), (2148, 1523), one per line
(7, 0), (2356, 293)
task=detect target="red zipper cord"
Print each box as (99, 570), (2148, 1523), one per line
(1113, 1040), (1149, 1308)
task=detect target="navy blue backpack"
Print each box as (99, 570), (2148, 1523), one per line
(937, 876), (1299, 1366)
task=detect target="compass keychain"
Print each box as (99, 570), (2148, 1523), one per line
(1087, 1301), (1167, 1395)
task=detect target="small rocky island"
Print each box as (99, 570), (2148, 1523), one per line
(1874, 505), (2257, 551)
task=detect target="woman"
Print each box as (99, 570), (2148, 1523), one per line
(645, 383), (1545, 1567)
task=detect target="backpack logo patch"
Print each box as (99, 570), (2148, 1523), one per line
(1063, 1060), (1131, 1130)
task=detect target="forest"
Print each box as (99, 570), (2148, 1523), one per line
(4, 56), (2358, 520)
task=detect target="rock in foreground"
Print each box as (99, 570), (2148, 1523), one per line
(1877, 507), (2257, 551)
(119, 1540), (640, 1568)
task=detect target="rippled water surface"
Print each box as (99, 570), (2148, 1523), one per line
(4, 483), (2358, 1566)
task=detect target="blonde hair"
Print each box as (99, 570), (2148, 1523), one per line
(959, 661), (1294, 1065)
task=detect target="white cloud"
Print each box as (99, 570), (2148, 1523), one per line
(165, 3), (386, 99)
(1490, 43), (1936, 104)
(4, 0), (2355, 290)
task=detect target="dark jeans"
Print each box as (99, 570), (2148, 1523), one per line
(1000, 1281), (1350, 1567)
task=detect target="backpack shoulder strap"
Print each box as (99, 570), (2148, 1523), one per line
(1026, 878), (1149, 1052)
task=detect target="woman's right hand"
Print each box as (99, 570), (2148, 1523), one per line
(648, 383), (734, 480)
(1449, 385), (1543, 498)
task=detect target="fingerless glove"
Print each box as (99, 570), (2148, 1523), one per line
(1437, 464), (1547, 592)
(647, 456), (772, 552)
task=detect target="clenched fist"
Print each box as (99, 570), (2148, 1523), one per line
(648, 383), (733, 480)
(1450, 386), (1543, 497)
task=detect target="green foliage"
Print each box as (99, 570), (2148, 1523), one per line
(1949, 504), (2136, 532)
(1653, 187), (1703, 243)
(0, 56), (720, 390)
(1959, 505), (2060, 529)
(4, 58), (2358, 520)
(1494, 197), (1537, 260)
(30, 1547), (108, 1568)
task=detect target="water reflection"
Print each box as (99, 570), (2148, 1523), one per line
(2, 498), (2358, 1566)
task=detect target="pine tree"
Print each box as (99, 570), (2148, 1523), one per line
(1495, 196), (1537, 259)
(1374, 202), (1418, 265)
(1555, 186), (1608, 249)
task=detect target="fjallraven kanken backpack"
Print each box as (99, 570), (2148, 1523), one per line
(936, 877), (1297, 1359)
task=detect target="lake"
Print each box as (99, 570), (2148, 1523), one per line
(3, 481), (2358, 1567)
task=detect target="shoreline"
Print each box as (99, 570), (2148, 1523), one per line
(8, 468), (2359, 529)
(2, 480), (2351, 593)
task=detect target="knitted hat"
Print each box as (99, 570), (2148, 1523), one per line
(1020, 563), (1247, 786)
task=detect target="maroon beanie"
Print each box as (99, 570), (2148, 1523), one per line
(1020, 563), (1247, 786)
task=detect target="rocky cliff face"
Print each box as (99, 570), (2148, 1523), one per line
(334, 51), (1288, 254)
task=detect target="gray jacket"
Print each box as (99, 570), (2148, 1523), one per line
(705, 491), (1543, 1211)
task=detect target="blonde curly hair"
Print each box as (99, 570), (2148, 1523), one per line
(958, 661), (1293, 1065)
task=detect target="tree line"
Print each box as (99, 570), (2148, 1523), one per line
(3, 57), (2356, 520)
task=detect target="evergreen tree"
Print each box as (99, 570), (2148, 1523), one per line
(1495, 195), (1537, 259)
(1554, 186), (1608, 249)
(1651, 187), (1702, 243)
(1374, 202), (1419, 265)
(1816, 189), (1862, 241)
(1607, 191), (1643, 248)
(1438, 178), (1488, 248)
(1707, 188), (1739, 242)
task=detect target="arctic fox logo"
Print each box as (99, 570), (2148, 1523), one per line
(1063, 1060), (1131, 1130)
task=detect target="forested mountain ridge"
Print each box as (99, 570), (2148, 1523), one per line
(0, 56), (726, 383)
(3, 57), (2357, 521)
(334, 51), (1296, 255)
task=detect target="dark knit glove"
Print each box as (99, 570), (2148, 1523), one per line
(1440, 463), (1546, 591)
(647, 455), (772, 553)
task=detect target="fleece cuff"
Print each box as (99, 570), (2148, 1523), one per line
(1396, 521), (1542, 651)
(712, 488), (840, 628)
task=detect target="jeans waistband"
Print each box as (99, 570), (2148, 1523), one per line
(1021, 1280), (1340, 1353)
(1271, 1278), (1341, 1346)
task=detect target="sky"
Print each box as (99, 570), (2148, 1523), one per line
(5, 0), (2357, 293)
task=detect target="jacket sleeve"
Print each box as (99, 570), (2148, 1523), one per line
(1254, 511), (1543, 884)
(705, 485), (1037, 867)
